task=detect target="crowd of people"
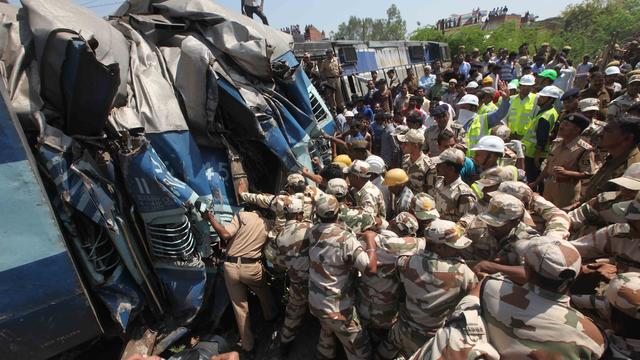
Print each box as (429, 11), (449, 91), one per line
(198, 41), (640, 360)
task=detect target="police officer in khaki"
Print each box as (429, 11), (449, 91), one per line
(201, 208), (277, 355)
(319, 49), (343, 110)
(531, 113), (596, 209)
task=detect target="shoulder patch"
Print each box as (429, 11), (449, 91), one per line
(596, 191), (620, 203)
(577, 138), (593, 150)
(610, 222), (631, 237)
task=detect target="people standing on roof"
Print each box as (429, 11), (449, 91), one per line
(241, 0), (268, 25)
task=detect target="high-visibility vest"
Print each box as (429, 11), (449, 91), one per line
(465, 113), (489, 157)
(507, 93), (537, 136)
(522, 107), (559, 158)
(478, 102), (498, 115)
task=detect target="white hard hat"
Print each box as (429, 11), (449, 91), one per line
(538, 85), (564, 99)
(466, 81), (479, 89)
(366, 155), (386, 175)
(344, 111), (355, 117)
(605, 66), (621, 76)
(470, 135), (505, 154)
(519, 74), (536, 86)
(457, 94), (479, 106)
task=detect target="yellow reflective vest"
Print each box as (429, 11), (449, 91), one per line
(465, 113), (489, 157)
(478, 102), (498, 115)
(507, 93), (537, 137)
(522, 107), (559, 158)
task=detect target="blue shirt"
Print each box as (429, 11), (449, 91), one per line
(419, 74), (436, 89)
(531, 63), (545, 74)
(459, 62), (471, 79)
(357, 105), (374, 121)
(460, 157), (477, 184)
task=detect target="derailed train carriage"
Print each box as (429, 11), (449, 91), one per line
(0, 0), (334, 358)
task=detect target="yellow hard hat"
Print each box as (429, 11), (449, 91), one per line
(333, 154), (352, 167)
(382, 168), (409, 186)
(482, 76), (494, 85)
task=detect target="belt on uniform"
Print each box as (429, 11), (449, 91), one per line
(225, 256), (260, 264)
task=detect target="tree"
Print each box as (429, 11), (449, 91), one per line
(334, 4), (407, 41)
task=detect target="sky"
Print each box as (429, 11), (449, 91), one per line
(10, 0), (581, 35)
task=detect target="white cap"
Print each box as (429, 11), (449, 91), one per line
(457, 94), (479, 106)
(538, 85), (564, 99)
(508, 82), (518, 90)
(466, 81), (479, 89)
(579, 98), (600, 112)
(365, 155), (386, 175)
(519, 74), (535, 86)
(605, 66), (621, 76)
(470, 135), (505, 154)
(344, 111), (354, 117)
(609, 163), (640, 191)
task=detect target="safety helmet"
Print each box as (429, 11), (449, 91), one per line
(519, 74), (536, 86)
(457, 94), (479, 107)
(538, 85), (563, 99)
(382, 168), (409, 186)
(366, 155), (386, 175)
(333, 154), (352, 167)
(470, 135), (505, 154)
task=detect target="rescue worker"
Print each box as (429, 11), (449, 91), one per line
(409, 192), (440, 235)
(608, 74), (640, 120)
(319, 49), (343, 110)
(470, 135), (506, 175)
(507, 74), (537, 139)
(532, 113), (596, 209)
(477, 87), (498, 115)
(570, 163), (640, 236)
(348, 160), (387, 219)
(494, 181), (571, 240)
(422, 104), (466, 156)
(456, 80), (510, 156)
(200, 208), (277, 355)
(367, 155), (391, 216)
(356, 212), (422, 344)
(398, 129), (437, 195)
(308, 194), (377, 360)
(431, 148), (477, 222)
(376, 220), (478, 359)
(382, 168), (414, 217)
(264, 198), (312, 356)
(572, 191), (640, 273)
(326, 178), (378, 235)
(581, 117), (640, 202)
(522, 85), (563, 186)
(480, 239), (606, 358)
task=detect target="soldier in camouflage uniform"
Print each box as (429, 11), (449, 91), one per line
(326, 178), (379, 234)
(308, 194), (378, 360)
(398, 129), (438, 195)
(263, 198), (312, 354)
(356, 212), (422, 344)
(432, 148), (477, 222)
(409, 192), (440, 235)
(348, 160), (387, 219)
(569, 163), (640, 237)
(571, 191), (640, 273)
(464, 193), (539, 267)
(377, 220), (478, 359)
(495, 181), (571, 240)
(480, 238), (606, 358)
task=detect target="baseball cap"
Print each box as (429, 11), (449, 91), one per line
(316, 194), (340, 218)
(344, 110), (355, 117)
(393, 212), (419, 236)
(475, 166), (517, 187)
(424, 219), (472, 249)
(606, 272), (640, 320)
(492, 181), (533, 205)
(457, 94), (479, 106)
(466, 81), (479, 89)
(605, 66), (621, 76)
(326, 178), (349, 198)
(522, 238), (581, 281)
(478, 193), (525, 227)
(282, 197), (304, 214)
(561, 88), (580, 101)
(349, 160), (371, 178)
(410, 192), (440, 220)
(609, 163), (640, 191)
(538, 69), (558, 81)
(579, 98), (600, 112)
(366, 155), (386, 175)
(286, 173), (305, 187)
(478, 87), (495, 97)
(519, 74), (536, 86)
(431, 147), (465, 166)
(396, 129), (425, 144)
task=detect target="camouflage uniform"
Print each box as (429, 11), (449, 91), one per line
(308, 202), (372, 359)
(408, 295), (498, 360)
(356, 229), (422, 331)
(433, 177), (477, 223)
(582, 147), (640, 202)
(607, 92), (640, 120)
(353, 180), (387, 219)
(377, 220), (478, 359)
(482, 240), (606, 359)
(266, 216), (313, 344)
(571, 223), (640, 272)
(423, 122), (466, 156)
(402, 153), (437, 196)
(569, 191), (626, 236)
(337, 204), (377, 234)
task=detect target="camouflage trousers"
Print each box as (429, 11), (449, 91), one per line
(316, 307), (372, 360)
(280, 280), (308, 344)
(357, 297), (398, 330)
(376, 318), (432, 359)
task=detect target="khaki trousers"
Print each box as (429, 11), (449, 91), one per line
(223, 260), (276, 351)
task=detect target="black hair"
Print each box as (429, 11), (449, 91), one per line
(527, 264), (576, 293)
(320, 163), (346, 181)
(446, 161), (464, 174)
(437, 129), (456, 144)
(406, 110), (422, 124)
(289, 182), (306, 194)
(608, 117), (640, 144)
(319, 213), (339, 223)
(376, 79), (387, 86)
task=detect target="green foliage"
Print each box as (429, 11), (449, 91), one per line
(335, 4), (407, 41)
(410, 0), (640, 62)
